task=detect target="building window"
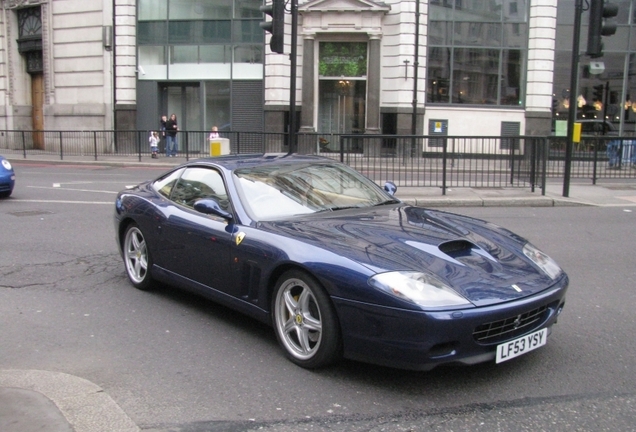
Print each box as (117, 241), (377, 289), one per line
(426, 1), (528, 106)
(17, 6), (43, 74)
(137, 0), (263, 80)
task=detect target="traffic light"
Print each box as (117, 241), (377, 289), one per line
(593, 84), (604, 102)
(587, 0), (619, 58)
(260, 0), (285, 54)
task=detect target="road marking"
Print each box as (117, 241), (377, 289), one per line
(28, 186), (118, 194)
(10, 199), (112, 205)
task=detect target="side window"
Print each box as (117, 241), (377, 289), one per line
(171, 167), (229, 210)
(153, 168), (185, 198)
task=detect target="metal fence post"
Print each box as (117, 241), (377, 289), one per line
(137, 131), (142, 162)
(21, 131), (26, 158)
(442, 138), (447, 195)
(541, 137), (548, 196)
(185, 132), (190, 161)
(59, 131), (64, 160)
(93, 131), (98, 161)
(530, 138), (536, 193)
(592, 138), (599, 185)
(509, 138), (515, 185)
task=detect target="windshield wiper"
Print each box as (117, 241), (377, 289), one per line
(374, 199), (401, 206)
(315, 205), (360, 213)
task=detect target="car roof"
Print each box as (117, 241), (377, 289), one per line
(186, 153), (336, 170)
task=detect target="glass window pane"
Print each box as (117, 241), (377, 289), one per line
(169, 0), (232, 19)
(234, 45), (263, 63)
(503, 23), (526, 47)
(139, 45), (166, 65)
(453, 22), (501, 46)
(603, 27), (630, 52)
(169, 21), (193, 44)
(139, 46), (168, 80)
(451, 48), (500, 104)
(171, 45), (198, 63)
(206, 81), (231, 131)
(200, 45), (232, 63)
(426, 47), (451, 103)
(202, 20), (232, 43)
(429, 3), (455, 21)
(503, 0), (527, 22)
(428, 21), (453, 45)
(455, 0), (501, 22)
(233, 20), (263, 43)
(500, 49), (523, 105)
(139, 0), (167, 20)
(235, 0), (262, 18)
(138, 21), (167, 44)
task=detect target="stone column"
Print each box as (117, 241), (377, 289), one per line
(300, 34), (315, 133)
(365, 35), (382, 157)
(366, 35), (381, 134)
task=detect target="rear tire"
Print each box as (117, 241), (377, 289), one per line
(123, 223), (154, 290)
(272, 270), (342, 369)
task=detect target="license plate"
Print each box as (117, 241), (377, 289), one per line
(496, 328), (548, 364)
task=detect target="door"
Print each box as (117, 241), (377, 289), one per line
(164, 84), (201, 131)
(158, 167), (235, 292)
(32, 73), (44, 149)
(318, 80), (366, 135)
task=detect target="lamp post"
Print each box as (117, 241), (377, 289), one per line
(564, 0), (583, 197)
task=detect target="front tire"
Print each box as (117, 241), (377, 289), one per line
(123, 223), (154, 290)
(272, 270), (342, 369)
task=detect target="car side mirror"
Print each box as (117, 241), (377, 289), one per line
(384, 181), (397, 196)
(193, 198), (232, 220)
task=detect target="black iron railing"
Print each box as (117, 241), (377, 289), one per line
(1, 130), (634, 190)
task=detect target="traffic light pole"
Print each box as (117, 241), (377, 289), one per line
(564, 0), (583, 197)
(289, 0), (298, 154)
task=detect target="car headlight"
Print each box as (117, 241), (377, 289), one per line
(1, 159), (11, 170)
(369, 271), (472, 309)
(523, 243), (563, 280)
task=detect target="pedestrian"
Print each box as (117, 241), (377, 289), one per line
(160, 115), (167, 156)
(149, 131), (159, 158)
(165, 114), (178, 157)
(606, 139), (620, 169)
(208, 126), (219, 140)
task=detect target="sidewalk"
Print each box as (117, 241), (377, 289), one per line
(2, 155), (636, 432)
(9, 153), (636, 208)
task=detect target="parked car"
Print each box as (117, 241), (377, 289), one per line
(578, 119), (618, 136)
(0, 155), (15, 198)
(114, 154), (568, 370)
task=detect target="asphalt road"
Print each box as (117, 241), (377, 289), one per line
(1, 162), (635, 431)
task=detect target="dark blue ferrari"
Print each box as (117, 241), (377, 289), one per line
(114, 154), (567, 370)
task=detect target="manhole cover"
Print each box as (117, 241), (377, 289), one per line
(8, 210), (54, 217)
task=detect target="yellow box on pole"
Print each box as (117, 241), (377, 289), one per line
(209, 138), (230, 156)
(573, 122), (582, 143)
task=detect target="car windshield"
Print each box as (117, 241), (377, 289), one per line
(234, 162), (395, 221)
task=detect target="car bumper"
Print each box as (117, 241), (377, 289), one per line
(332, 276), (568, 370)
(0, 173), (15, 194)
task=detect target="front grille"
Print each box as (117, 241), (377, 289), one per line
(473, 305), (548, 344)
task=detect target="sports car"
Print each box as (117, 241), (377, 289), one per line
(0, 155), (15, 198)
(114, 154), (568, 370)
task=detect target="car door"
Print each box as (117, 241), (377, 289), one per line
(159, 166), (235, 293)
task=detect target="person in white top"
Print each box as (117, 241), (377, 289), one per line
(209, 126), (220, 140)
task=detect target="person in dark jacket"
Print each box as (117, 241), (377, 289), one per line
(160, 115), (167, 155)
(165, 114), (179, 157)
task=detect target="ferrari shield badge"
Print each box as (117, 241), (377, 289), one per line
(235, 232), (246, 246)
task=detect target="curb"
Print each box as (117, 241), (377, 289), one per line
(0, 370), (139, 432)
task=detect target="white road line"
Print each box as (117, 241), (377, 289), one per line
(28, 186), (118, 194)
(10, 199), (112, 205)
